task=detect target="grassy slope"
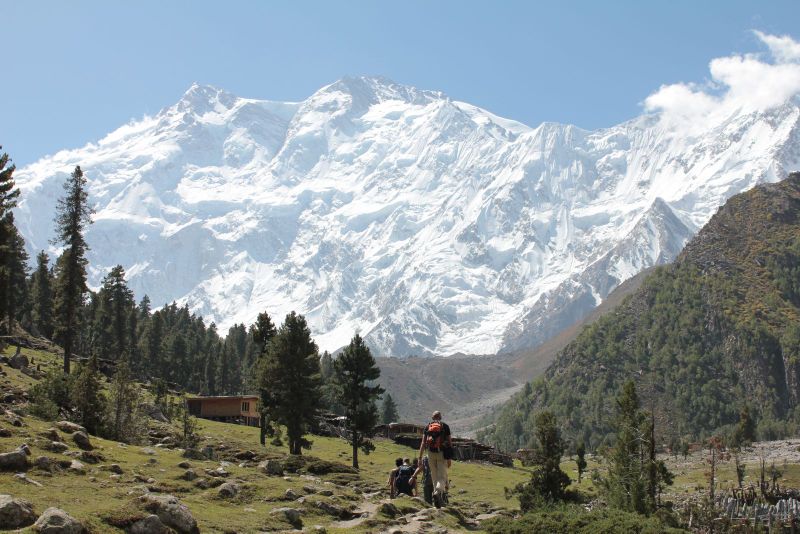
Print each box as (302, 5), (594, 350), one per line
(0, 344), (531, 533)
(5, 345), (800, 532)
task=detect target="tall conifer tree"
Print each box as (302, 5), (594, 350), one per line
(0, 213), (28, 329)
(53, 166), (92, 374)
(333, 334), (383, 468)
(0, 149), (27, 333)
(258, 312), (322, 454)
(30, 251), (54, 338)
(381, 393), (399, 424)
(93, 265), (135, 360)
(250, 312), (276, 444)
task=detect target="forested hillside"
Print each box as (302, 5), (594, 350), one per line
(481, 174), (800, 452)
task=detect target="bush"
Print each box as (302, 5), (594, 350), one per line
(484, 505), (687, 534)
(29, 370), (74, 420)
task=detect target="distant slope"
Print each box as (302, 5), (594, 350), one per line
(376, 270), (653, 436)
(506, 267), (655, 380)
(375, 354), (520, 433)
(481, 174), (800, 452)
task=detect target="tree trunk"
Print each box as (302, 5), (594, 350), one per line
(352, 428), (359, 469)
(63, 336), (71, 374)
(259, 413), (266, 446)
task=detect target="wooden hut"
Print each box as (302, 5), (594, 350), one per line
(185, 395), (260, 426)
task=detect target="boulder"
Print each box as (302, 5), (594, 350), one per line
(138, 495), (199, 534)
(378, 501), (400, 518)
(179, 469), (197, 481)
(217, 482), (240, 498)
(0, 494), (36, 529)
(68, 460), (86, 475)
(141, 403), (168, 423)
(259, 459), (284, 476)
(270, 507), (302, 529)
(45, 441), (69, 453)
(0, 427), (11, 438)
(141, 447), (157, 456)
(78, 451), (103, 464)
(315, 501), (347, 519)
(32, 507), (84, 533)
(39, 428), (61, 442)
(200, 445), (215, 460)
(71, 432), (93, 451)
(177, 461), (191, 469)
(128, 514), (170, 534)
(0, 447), (29, 471)
(8, 352), (28, 370)
(108, 464), (124, 474)
(284, 488), (299, 500)
(234, 450), (256, 461)
(55, 421), (85, 434)
(206, 467), (229, 478)
(34, 456), (56, 472)
(181, 449), (204, 460)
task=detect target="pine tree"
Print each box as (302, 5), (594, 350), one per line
(53, 166), (93, 374)
(576, 441), (587, 483)
(249, 312), (276, 444)
(602, 381), (646, 513)
(332, 334), (384, 468)
(319, 350), (343, 414)
(0, 213), (28, 330)
(381, 393), (399, 424)
(93, 265), (135, 360)
(517, 410), (570, 510)
(30, 251), (54, 338)
(177, 393), (200, 449)
(71, 355), (105, 434)
(258, 312), (322, 455)
(732, 405), (757, 447)
(107, 359), (146, 443)
(0, 148), (20, 219)
(138, 309), (164, 378)
(598, 381), (672, 515)
(0, 147), (25, 334)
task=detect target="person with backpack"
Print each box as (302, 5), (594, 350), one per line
(418, 410), (452, 507)
(394, 457), (416, 497)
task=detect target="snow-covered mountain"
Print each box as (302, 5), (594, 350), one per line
(13, 75), (800, 357)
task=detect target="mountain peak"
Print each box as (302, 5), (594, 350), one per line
(315, 75), (443, 108)
(175, 82), (239, 115)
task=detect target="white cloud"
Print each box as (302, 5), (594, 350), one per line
(644, 31), (800, 134)
(753, 30), (800, 63)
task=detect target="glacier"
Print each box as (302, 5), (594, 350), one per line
(12, 76), (800, 356)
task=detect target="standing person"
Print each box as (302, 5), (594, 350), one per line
(412, 456), (433, 504)
(418, 410), (452, 507)
(387, 457), (402, 498)
(410, 457), (420, 496)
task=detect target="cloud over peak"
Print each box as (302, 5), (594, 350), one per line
(644, 31), (800, 133)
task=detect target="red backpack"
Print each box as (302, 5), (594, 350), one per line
(426, 421), (445, 451)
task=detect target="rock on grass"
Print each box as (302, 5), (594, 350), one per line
(0, 494), (36, 529)
(32, 507), (85, 533)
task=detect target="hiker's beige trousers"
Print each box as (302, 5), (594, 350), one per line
(428, 450), (448, 495)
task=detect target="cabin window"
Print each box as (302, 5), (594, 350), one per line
(241, 401), (250, 412)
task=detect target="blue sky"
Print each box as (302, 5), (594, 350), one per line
(2, 0), (799, 166)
